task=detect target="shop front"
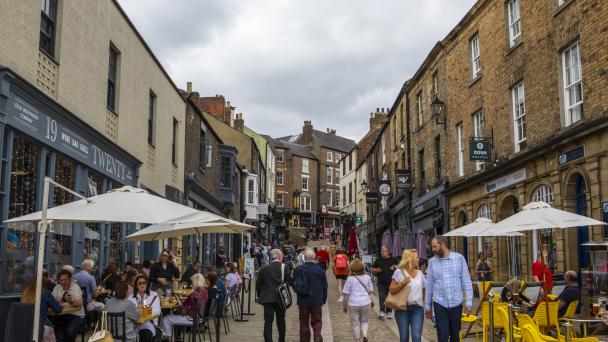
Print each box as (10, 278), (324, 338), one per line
(411, 185), (448, 261)
(0, 69), (140, 295)
(388, 191), (411, 258)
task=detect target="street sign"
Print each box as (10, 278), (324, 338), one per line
(395, 170), (412, 189)
(558, 145), (584, 166)
(378, 180), (391, 196)
(355, 216), (363, 225)
(469, 139), (491, 161)
(366, 192), (379, 203)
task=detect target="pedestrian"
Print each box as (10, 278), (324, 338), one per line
(316, 245), (330, 271)
(294, 248), (328, 342)
(390, 249), (426, 342)
(532, 250), (553, 295)
(149, 249), (180, 291)
(342, 258), (373, 342)
(256, 249), (292, 342)
(476, 252), (493, 283)
(372, 245), (399, 320)
(424, 236), (473, 342)
(333, 249), (350, 302)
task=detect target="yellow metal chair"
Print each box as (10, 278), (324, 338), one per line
(461, 314), (479, 342)
(533, 301), (561, 338)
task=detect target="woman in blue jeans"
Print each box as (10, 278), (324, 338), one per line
(390, 249), (426, 342)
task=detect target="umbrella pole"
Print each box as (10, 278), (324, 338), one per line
(199, 233), (203, 264)
(33, 177), (51, 342)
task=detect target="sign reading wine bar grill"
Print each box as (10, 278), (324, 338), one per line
(7, 96), (136, 184)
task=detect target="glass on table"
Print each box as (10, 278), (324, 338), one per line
(513, 292), (520, 303)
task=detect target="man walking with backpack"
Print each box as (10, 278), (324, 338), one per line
(294, 248), (328, 342)
(332, 249), (350, 302)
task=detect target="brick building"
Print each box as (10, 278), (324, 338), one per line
(438, 0), (608, 279)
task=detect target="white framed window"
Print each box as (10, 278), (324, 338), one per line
(300, 195), (311, 211)
(276, 171), (284, 185)
(302, 176), (309, 191)
(562, 42), (583, 126)
(416, 92), (423, 128)
(327, 190), (333, 207)
(276, 193), (284, 207)
(512, 82), (526, 151)
(557, 0), (565, 6)
(432, 72), (439, 96)
(473, 111), (485, 171)
(507, 0), (521, 47)
(470, 34), (481, 78)
(335, 153), (342, 162)
(336, 189), (341, 207)
(477, 203), (491, 219)
(457, 123), (464, 177)
(381, 133), (386, 165)
(302, 159), (309, 174)
(532, 185), (554, 204)
(276, 150), (284, 162)
(247, 179), (255, 204)
(336, 168), (341, 182)
(327, 151), (333, 162)
(327, 167), (333, 184)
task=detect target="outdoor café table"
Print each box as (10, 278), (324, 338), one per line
(173, 288), (192, 298)
(94, 289), (110, 298)
(48, 306), (81, 316)
(560, 316), (605, 336)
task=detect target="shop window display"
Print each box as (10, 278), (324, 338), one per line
(85, 172), (103, 275)
(5, 135), (39, 293)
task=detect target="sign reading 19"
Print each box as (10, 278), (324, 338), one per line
(45, 116), (58, 142)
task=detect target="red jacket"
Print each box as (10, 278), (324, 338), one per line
(316, 249), (330, 265)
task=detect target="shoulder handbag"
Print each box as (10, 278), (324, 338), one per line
(384, 269), (411, 311)
(87, 311), (113, 342)
(353, 276), (375, 308)
(276, 263), (292, 310)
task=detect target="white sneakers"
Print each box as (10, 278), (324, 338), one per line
(379, 312), (387, 320)
(337, 295), (344, 303)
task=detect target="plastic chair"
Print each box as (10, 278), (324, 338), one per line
(533, 301), (560, 338)
(521, 323), (600, 342)
(558, 300), (579, 338)
(496, 306), (521, 342)
(481, 301), (508, 342)
(461, 314), (479, 342)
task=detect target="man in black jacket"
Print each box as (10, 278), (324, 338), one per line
(296, 248), (327, 342)
(180, 260), (201, 287)
(256, 248), (292, 342)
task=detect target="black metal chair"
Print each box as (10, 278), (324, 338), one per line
(4, 303), (36, 342)
(106, 311), (127, 342)
(0, 298), (18, 340)
(172, 297), (208, 342)
(80, 285), (88, 342)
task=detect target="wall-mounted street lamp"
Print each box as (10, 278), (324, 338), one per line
(431, 94), (446, 126)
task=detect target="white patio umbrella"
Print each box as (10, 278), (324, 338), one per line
(124, 218), (253, 241)
(444, 217), (524, 237)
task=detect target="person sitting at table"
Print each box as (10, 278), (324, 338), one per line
(73, 259), (104, 311)
(150, 249), (180, 291)
(130, 275), (161, 342)
(500, 277), (533, 309)
(51, 269), (84, 342)
(180, 260), (202, 287)
(556, 270), (580, 317)
(105, 281), (140, 342)
(21, 273), (62, 342)
(142, 260), (152, 278)
(225, 262), (242, 289)
(162, 273), (209, 342)
(102, 263), (121, 293)
(123, 269), (139, 296)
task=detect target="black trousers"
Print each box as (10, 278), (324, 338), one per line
(263, 302), (286, 342)
(377, 282), (392, 314)
(433, 302), (463, 342)
(139, 329), (154, 342)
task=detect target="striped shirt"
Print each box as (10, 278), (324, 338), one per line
(424, 251), (473, 310)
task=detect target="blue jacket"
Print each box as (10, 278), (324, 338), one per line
(296, 262), (327, 307)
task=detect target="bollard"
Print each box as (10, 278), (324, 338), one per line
(507, 303), (515, 342)
(488, 292), (495, 342)
(563, 322), (572, 342)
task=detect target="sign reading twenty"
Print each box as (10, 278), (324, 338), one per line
(469, 139), (491, 161)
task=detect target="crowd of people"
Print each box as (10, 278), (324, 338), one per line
(18, 247), (240, 342)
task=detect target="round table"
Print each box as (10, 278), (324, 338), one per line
(559, 316), (605, 336)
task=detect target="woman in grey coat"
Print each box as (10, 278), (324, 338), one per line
(105, 280), (140, 342)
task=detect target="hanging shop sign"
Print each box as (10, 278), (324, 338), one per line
(366, 192), (379, 203)
(355, 216), (363, 225)
(378, 180), (391, 196)
(395, 170), (412, 189)
(469, 139), (492, 161)
(558, 145), (585, 166)
(6, 96), (136, 184)
(483, 168), (526, 194)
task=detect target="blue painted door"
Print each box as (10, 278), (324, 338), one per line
(575, 176), (589, 269)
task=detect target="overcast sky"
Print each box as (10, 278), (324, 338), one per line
(118, 0), (477, 141)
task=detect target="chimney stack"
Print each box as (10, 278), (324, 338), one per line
(302, 120), (313, 146)
(370, 106), (389, 130)
(234, 113), (244, 132)
(186, 82), (192, 92)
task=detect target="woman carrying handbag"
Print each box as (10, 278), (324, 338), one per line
(342, 258), (374, 342)
(389, 250), (426, 342)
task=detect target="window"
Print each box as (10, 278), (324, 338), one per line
(336, 168), (341, 182)
(199, 124), (212, 168)
(371, 152), (376, 178)
(477, 204), (491, 219)
(327, 191), (333, 207)
(381, 133), (386, 165)
(276, 171), (284, 185)
(473, 111), (485, 171)
(348, 182), (353, 204)
(512, 82), (526, 151)
(327, 151), (333, 162)
(507, 0), (521, 47)
(342, 159), (346, 175)
(302, 159), (309, 174)
(171, 118), (178, 165)
(563, 42), (583, 126)
(148, 92), (156, 145)
(557, 0), (565, 5)
(336, 153), (341, 162)
(418, 149), (425, 188)
(435, 136), (441, 181)
(276, 150), (284, 162)
(343, 185), (347, 205)
(416, 92), (423, 128)
(432, 71), (439, 96)
(220, 155), (231, 188)
(470, 34), (481, 78)
(400, 102), (406, 139)
(300, 195), (311, 211)
(348, 154), (353, 171)
(247, 179), (255, 204)
(302, 176), (309, 191)
(532, 185), (554, 204)
(336, 189), (340, 207)
(457, 123), (464, 177)
(327, 167), (333, 184)
(40, 0), (58, 57)
(276, 193), (284, 207)
(107, 47), (119, 111)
